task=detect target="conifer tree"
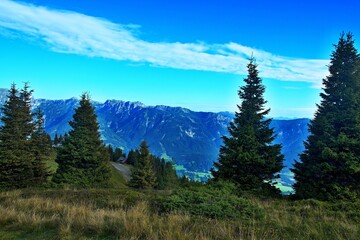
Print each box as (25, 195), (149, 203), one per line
(129, 140), (156, 189)
(53, 133), (59, 145)
(151, 156), (178, 189)
(211, 58), (283, 195)
(58, 134), (64, 144)
(52, 93), (111, 188)
(63, 132), (69, 139)
(0, 83), (34, 189)
(19, 82), (34, 141)
(113, 147), (124, 161)
(292, 33), (360, 200)
(31, 108), (52, 185)
(108, 145), (114, 161)
(127, 149), (139, 165)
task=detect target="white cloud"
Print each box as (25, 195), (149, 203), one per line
(0, 0), (328, 87)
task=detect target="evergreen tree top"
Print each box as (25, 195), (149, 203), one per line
(237, 58), (270, 124)
(321, 32), (359, 108)
(1, 84), (20, 121)
(69, 93), (100, 135)
(20, 82), (33, 103)
(140, 140), (150, 157)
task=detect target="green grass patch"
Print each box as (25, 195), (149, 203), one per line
(108, 165), (127, 189)
(44, 150), (58, 174)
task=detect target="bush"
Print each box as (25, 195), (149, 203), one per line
(157, 182), (264, 220)
(328, 200), (360, 222)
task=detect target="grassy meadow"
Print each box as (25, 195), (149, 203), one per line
(0, 178), (359, 239)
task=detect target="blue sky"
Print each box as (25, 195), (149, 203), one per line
(0, 0), (359, 118)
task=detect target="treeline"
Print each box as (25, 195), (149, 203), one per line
(53, 132), (68, 146)
(61, 134), (178, 189)
(0, 87), (179, 190)
(127, 140), (178, 190)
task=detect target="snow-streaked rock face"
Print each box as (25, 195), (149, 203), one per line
(0, 88), (9, 104)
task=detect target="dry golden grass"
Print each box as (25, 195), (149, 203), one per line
(0, 189), (359, 240)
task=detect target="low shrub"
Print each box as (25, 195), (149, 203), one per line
(157, 182), (264, 220)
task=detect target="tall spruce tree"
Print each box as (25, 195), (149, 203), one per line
(211, 58), (283, 195)
(292, 33), (360, 200)
(52, 93), (111, 188)
(0, 83), (34, 189)
(129, 140), (156, 189)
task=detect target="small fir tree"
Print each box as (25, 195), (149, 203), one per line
(127, 149), (139, 165)
(52, 93), (111, 188)
(151, 156), (178, 190)
(211, 58), (283, 195)
(58, 134), (64, 144)
(129, 140), (156, 189)
(113, 147), (125, 161)
(53, 133), (60, 145)
(108, 145), (114, 161)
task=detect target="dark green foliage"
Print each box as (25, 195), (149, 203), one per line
(53, 133), (59, 145)
(53, 133), (66, 146)
(129, 140), (156, 189)
(19, 83), (34, 141)
(114, 148), (124, 160)
(31, 108), (52, 185)
(58, 135), (64, 144)
(107, 145), (114, 160)
(126, 149), (139, 165)
(0, 83), (51, 189)
(0, 84), (34, 189)
(158, 181), (264, 219)
(108, 145), (125, 162)
(52, 93), (112, 188)
(211, 58), (283, 195)
(128, 142), (178, 190)
(151, 156), (178, 190)
(292, 33), (360, 201)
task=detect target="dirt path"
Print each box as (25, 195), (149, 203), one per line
(111, 162), (131, 182)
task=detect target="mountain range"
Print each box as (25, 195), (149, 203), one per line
(0, 88), (310, 186)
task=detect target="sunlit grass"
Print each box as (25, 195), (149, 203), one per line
(0, 188), (359, 239)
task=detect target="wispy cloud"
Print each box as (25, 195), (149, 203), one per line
(0, 0), (328, 87)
